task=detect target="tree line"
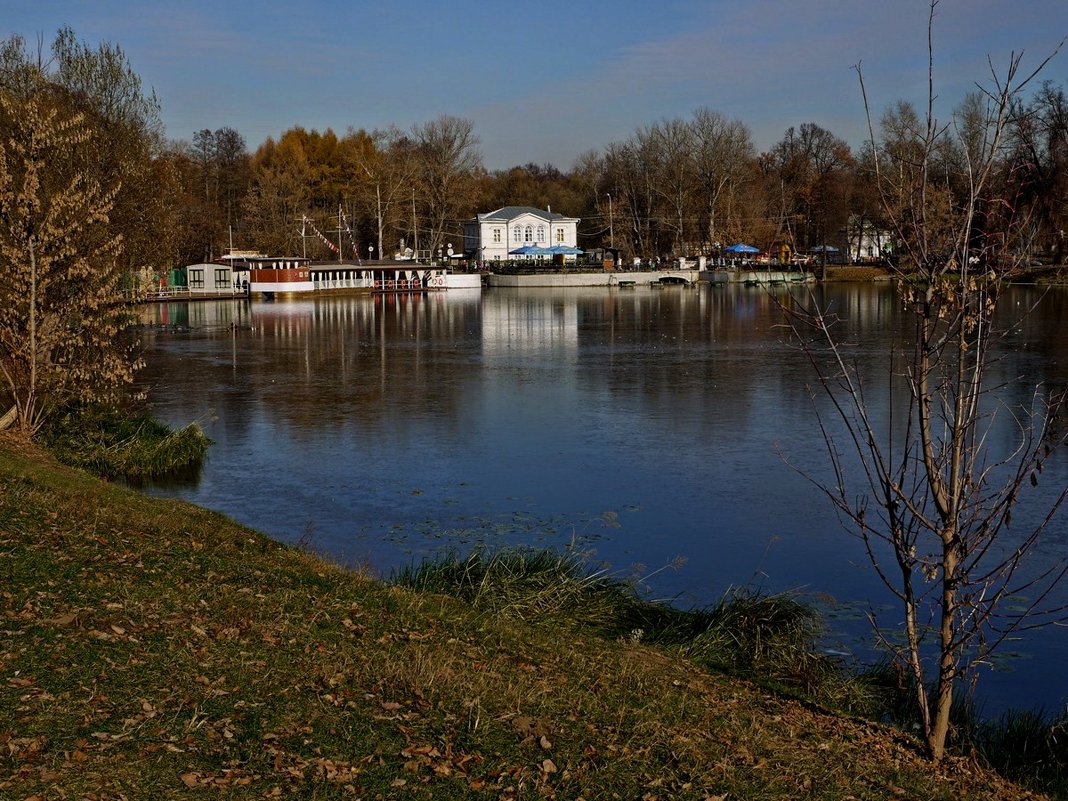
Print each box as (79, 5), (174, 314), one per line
(4, 29), (1067, 275)
(170, 84), (1068, 272)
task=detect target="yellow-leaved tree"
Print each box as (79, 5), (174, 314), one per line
(0, 88), (133, 437)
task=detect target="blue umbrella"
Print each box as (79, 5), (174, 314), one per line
(723, 243), (760, 254)
(509, 245), (536, 255)
(548, 245), (584, 255)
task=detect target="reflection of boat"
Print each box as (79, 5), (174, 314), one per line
(740, 270), (815, 286)
(244, 256), (451, 298)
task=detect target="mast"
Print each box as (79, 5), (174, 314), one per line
(412, 190), (418, 263)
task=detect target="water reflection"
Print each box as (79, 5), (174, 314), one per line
(137, 284), (1068, 715)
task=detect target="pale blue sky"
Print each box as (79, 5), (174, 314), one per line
(6, 0), (1067, 169)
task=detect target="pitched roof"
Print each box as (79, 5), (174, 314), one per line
(476, 206), (570, 223)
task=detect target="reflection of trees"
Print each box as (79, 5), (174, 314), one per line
(139, 286), (1068, 467)
(138, 295), (485, 442)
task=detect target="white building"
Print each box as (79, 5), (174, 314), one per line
(846, 216), (893, 263)
(463, 206), (581, 263)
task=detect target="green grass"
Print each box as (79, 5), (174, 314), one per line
(0, 437), (1043, 799)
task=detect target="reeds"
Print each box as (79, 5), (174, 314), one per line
(970, 709), (1068, 796)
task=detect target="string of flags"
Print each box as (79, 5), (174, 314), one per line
(302, 215), (339, 254)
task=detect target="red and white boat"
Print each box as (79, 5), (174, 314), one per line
(240, 256), (450, 298)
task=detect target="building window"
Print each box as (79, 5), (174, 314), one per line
(512, 227), (521, 243)
(537, 225), (545, 242)
(524, 225), (533, 243)
(493, 228), (501, 243)
(188, 269), (204, 289)
(555, 228), (565, 243)
(214, 269), (231, 288)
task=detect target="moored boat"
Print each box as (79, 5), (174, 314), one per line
(243, 256), (450, 298)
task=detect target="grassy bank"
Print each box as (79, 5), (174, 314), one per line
(0, 437), (1042, 799)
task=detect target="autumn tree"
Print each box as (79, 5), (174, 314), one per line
(0, 89), (130, 436)
(784, 4), (1067, 761)
(243, 132), (312, 257)
(0, 29), (169, 435)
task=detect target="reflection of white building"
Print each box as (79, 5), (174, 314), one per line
(480, 292), (579, 358)
(463, 206), (580, 263)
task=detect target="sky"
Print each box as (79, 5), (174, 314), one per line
(6, 0), (1067, 170)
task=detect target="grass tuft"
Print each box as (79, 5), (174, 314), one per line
(393, 547), (848, 704)
(40, 404), (211, 483)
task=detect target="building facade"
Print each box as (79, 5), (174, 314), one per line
(463, 206), (580, 263)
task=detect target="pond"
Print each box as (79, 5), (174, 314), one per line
(137, 282), (1068, 717)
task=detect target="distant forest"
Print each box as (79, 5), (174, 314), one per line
(4, 29), (1067, 270)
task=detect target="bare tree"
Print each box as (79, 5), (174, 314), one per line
(783, 4), (1067, 761)
(691, 108), (755, 254)
(411, 115), (481, 256)
(646, 118), (696, 256)
(343, 127), (418, 260)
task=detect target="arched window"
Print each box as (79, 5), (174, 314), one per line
(524, 225), (533, 243)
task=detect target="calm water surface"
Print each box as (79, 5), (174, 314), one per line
(137, 283), (1068, 716)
